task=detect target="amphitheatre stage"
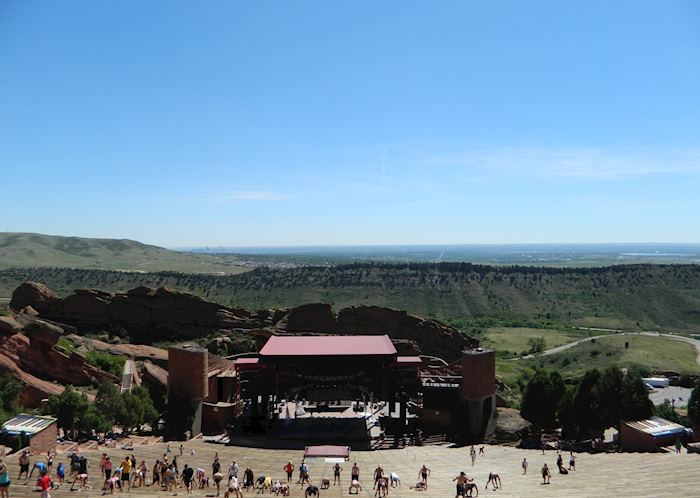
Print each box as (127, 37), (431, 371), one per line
(1, 439), (699, 497)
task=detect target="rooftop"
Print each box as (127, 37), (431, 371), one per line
(1, 413), (56, 435)
(624, 416), (689, 437)
(259, 335), (397, 357)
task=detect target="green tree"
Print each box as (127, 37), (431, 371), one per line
(95, 380), (124, 426)
(527, 336), (546, 354)
(572, 369), (604, 438)
(0, 373), (22, 424)
(520, 369), (565, 430)
(687, 382), (699, 426)
(621, 371), (653, 421)
(597, 366), (624, 429)
(558, 388), (577, 440)
(654, 402), (688, 426)
(42, 386), (91, 439)
(116, 386), (159, 433)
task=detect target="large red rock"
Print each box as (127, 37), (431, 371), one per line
(23, 320), (62, 346)
(0, 316), (22, 336)
(10, 282), (59, 313)
(275, 303), (337, 333)
(0, 333), (118, 388)
(0, 352), (64, 407)
(19, 284), (258, 343)
(336, 306), (477, 362)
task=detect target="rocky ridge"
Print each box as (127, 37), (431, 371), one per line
(10, 281), (476, 361)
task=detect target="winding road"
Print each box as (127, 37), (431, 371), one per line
(516, 331), (700, 365)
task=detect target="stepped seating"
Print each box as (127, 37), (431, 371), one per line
(0, 439), (698, 497)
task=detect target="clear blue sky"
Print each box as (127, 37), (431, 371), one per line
(1, 1), (699, 247)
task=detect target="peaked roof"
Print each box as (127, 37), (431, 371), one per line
(259, 335), (397, 356)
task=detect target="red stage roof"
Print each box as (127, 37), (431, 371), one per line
(259, 335), (397, 356)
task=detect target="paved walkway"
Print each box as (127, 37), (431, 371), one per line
(2, 440), (699, 497)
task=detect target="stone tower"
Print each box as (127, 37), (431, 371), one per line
(166, 344), (208, 439)
(459, 348), (496, 442)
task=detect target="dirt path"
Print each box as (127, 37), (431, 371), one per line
(516, 331), (700, 365)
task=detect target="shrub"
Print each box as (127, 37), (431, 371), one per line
(85, 352), (126, 377)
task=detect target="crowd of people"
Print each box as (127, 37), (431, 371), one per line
(0, 444), (582, 497)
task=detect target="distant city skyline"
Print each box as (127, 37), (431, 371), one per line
(2, 1), (699, 246)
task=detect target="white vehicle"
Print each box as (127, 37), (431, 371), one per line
(642, 377), (670, 388)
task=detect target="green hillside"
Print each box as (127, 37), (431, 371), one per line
(0, 232), (247, 273)
(1, 263), (699, 334)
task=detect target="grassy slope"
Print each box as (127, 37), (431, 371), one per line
(0, 232), (247, 273)
(481, 327), (591, 356)
(533, 334), (700, 377)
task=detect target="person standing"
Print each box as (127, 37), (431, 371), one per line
(351, 461), (360, 484)
(18, 451), (29, 481)
(120, 456), (132, 491)
(469, 446), (476, 466)
(0, 460), (10, 498)
(38, 471), (52, 498)
(521, 458), (528, 475)
(228, 461), (238, 483)
(418, 465), (431, 488)
(283, 462), (294, 483)
(181, 464), (194, 494)
(541, 463), (551, 485)
(568, 452), (576, 471)
(332, 463), (342, 485)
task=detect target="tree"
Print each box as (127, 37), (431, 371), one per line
(558, 388), (577, 440)
(621, 371), (653, 421)
(597, 366), (624, 429)
(42, 386), (91, 439)
(571, 369), (604, 439)
(527, 336), (546, 354)
(687, 382), (700, 426)
(95, 380), (124, 425)
(116, 386), (159, 433)
(520, 369), (565, 430)
(0, 373), (21, 424)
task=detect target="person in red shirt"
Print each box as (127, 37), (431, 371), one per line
(38, 472), (52, 498)
(283, 462), (294, 483)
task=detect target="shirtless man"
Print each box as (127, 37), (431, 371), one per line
(224, 475), (242, 498)
(373, 466), (384, 489)
(485, 472), (501, 491)
(348, 479), (363, 495)
(375, 476), (389, 497)
(351, 462), (360, 483)
(18, 451), (30, 481)
(453, 472), (469, 497)
(541, 463), (551, 484)
(418, 465), (430, 488)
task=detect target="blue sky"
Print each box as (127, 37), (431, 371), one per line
(1, 0), (699, 247)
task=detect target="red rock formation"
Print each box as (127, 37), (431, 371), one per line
(11, 283), (477, 361)
(0, 333), (118, 388)
(10, 282), (59, 313)
(336, 306), (477, 362)
(0, 351), (64, 407)
(275, 303), (337, 333)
